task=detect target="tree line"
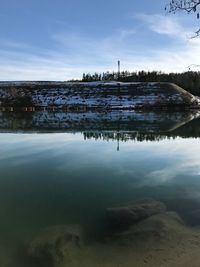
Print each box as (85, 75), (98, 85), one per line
(81, 70), (200, 96)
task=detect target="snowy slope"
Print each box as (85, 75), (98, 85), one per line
(0, 81), (199, 109)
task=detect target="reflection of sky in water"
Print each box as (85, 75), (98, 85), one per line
(0, 133), (200, 190)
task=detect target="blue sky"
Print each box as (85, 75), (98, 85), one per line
(0, 0), (200, 80)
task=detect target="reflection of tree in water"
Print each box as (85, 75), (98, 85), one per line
(83, 132), (173, 142)
(83, 117), (200, 142)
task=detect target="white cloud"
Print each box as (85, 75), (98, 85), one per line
(1, 14), (200, 80)
(136, 14), (187, 37)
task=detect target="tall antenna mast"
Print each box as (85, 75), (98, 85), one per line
(118, 60), (121, 81)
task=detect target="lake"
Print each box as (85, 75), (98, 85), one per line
(1, 111), (200, 267)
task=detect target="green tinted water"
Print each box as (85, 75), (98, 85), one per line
(1, 112), (200, 266)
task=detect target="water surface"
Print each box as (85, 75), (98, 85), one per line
(1, 111), (200, 267)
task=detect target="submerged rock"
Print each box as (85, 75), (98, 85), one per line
(28, 225), (82, 267)
(115, 212), (184, 243)
(102, 212), (200, 267)
(27, 213), (200, 267)
(106, 200), (166, 229)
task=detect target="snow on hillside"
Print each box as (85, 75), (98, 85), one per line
(0, 81), (199, 109)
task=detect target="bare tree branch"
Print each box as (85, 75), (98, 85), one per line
(166, 0), (200, 14)
(166, 0), (200, 36)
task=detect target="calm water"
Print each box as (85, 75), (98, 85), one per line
(1, 111), (200, 267)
